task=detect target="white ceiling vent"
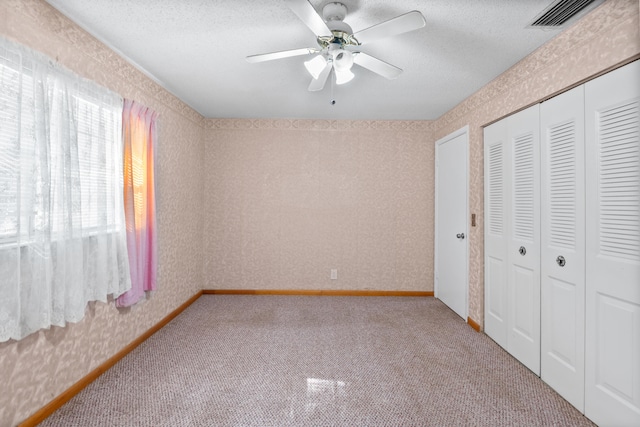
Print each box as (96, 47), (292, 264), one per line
(529, 0), (604, 27)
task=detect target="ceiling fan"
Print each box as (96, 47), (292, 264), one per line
(246, 0), (426, 92)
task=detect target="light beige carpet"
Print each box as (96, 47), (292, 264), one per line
(41, 295), (595, 426)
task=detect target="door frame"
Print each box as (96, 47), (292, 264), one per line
(434, 125), (469, 320)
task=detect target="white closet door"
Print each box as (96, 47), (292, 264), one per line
(507, 105), (541, 375)
(540, 85), (586, 411)
(484, 105), (540, 374)
(484, 119), (509, 348)
(584, 60), (640, 427)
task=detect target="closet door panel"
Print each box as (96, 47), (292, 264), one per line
(484, 119), (509, 348)
(585, 60), (640, 427)
(540, 85), (586, 411)
(507, 105), (541, 375)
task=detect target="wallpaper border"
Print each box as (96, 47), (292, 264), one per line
(206, 118), (433, 132)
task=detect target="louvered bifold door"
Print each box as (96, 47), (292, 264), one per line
(584, 60), (640, 427)
(484, 119), (509, 349)
(507, 105), (541, 375)
(540, 85), (586, 411)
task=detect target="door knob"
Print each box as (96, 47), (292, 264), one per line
(556, 255), (566, 267)
(456, 233), (465, 239)
(519, 246), (526, 256)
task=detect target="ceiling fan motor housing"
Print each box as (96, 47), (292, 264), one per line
(322, 2), (348, 22)
(320, 2), (356, 47)
(326, 19), (352, 34)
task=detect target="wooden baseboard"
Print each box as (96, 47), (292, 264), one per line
(20, 290), (203, 427)
(203, 289), (434, 297)
(467, 317), (482, 332)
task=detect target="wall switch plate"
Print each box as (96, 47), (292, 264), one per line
(331, 269), (338, 280)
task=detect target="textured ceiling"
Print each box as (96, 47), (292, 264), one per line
(44, 0), (579, 120)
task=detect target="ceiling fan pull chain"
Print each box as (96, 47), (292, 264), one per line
(330, 68), (336, 105)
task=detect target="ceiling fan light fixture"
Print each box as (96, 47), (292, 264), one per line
(304, 55), (328, 79)
(335, 68), (354, 85)
(332, 49), (354, 72)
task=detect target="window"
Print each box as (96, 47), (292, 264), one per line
(0, 36), (131, 342)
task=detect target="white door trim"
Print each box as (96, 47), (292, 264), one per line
(435, 125), (469, 320)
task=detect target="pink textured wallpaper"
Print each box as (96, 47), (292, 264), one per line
(203, 120), (435, 292)
(0, 1), (205, 425)
(432, 0), (640, 326)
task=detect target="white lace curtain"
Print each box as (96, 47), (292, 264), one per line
(0, 36), (131, 342)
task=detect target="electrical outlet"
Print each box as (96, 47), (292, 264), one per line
(331, 269), (338, 280)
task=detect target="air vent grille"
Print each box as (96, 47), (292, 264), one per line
(530, 0), (599, 27)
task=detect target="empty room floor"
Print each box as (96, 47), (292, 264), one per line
(41, 295), (594, 426)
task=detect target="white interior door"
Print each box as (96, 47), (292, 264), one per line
(507, 105), (541, 375)
(484, 120), (509, 347)
(436, 128), (468, 319)
(540, 85), (586, 411)
(584, 60), (640, 427)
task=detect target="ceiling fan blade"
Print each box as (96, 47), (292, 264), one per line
(246, 47), (318, 63)
(353, 53), (402, 79)
(308, 62), (332, 91)
(284, 0), (333, 37)
(353, 11), (426, 44)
